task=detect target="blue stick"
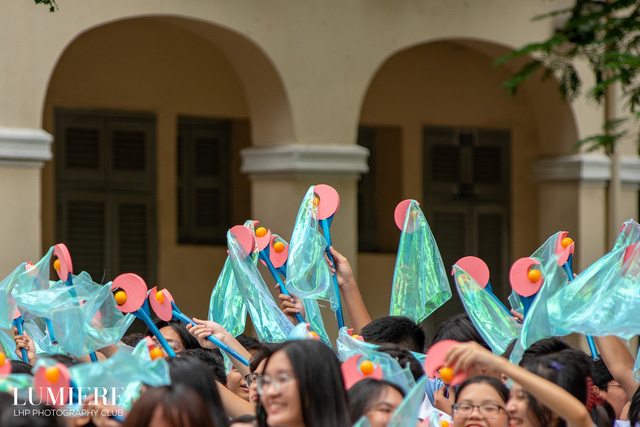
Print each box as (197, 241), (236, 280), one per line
(319, 218), (345, 329)
(45, 317), (57, 344)
(12, 317), (29, 362)
(133, 305), (176, 358)
(259, 251), (305, 324)
(170, 303), (249, 366)
(66, 273), (98, 362)
(484, 281), (513, 317)
(562, 256), (599, 359)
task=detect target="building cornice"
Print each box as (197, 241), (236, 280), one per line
(532, 154), (640, 187)
(0, 127), (53, 168)
(241, 144), (369, 179)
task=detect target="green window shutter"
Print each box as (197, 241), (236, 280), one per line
(357, 126), (377, 252)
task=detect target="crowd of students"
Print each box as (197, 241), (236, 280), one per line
(1, 245), (639, 427)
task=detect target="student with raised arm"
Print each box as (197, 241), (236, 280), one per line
(445, 342), (601, 427)
(278, 246), (371, 333)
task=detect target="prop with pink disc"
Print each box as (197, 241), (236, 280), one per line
(34, 362), (126, 422)
(149, 286), (249, 366)
(251, 225), (304, 324)
(0, 352), (11, 376)
(111, 273), (176, 358)
(509, 257), (545, 318)
(341, 354), (383, 389)
(12, 309), (29, 362)
(425, 340), (468, 387)
(453, 256), (512, 316)
(314, 184), (345, 328)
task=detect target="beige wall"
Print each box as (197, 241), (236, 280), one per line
(41, 18), (251, 317)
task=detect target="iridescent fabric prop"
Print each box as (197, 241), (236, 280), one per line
(543, 237), (640, 339)
(285, 187), (337, 310)
(0, 329), (19, 361)
(633, 350), (640, 383)
(71, 338), (170, 408)
(509, 233), (566, 365)
(209, 219), (259, 337)
(387, 376), (429, 427)
(15, 271), (133, 358)
(0, 374), (33, 393)
(228, 230), (293, 342)
(452, 264), (521, 354)
(390, 200), (451, 322)
(0, 263), (26, 329)
(336, 327), (415, 392)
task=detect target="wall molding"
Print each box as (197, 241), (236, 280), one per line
(241, 144), (369, 179)
(532, 154), (640, 187)
(0, 127), (53, 167)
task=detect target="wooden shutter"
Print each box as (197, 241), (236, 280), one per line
(357, 126), (377, 252)
(177, 118), (231, 245)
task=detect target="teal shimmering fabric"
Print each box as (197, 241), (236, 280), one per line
(14, 271), (133, 358)
(0, 329), (19, 361)
(336, 327), (415, 392)
(228, 230), (293, 342)
(0, 263), (27, 329)
(390, 200), (451, 323)
(508, 291), (524, 315)
(285, 187), (337, 310)
(544, 239), (640, 338)
(208, 220), (259, 337)
(71, 338), (170, 408)
(509, 233), (567, 365)
(0, 374), (33, 393)
(352, 416), (372, 427)
(387, 376), (428, 427)
(452, 264), (521, 354)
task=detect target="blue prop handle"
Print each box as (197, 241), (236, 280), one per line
(133, 305), (176, 358)
(319, 218), (345, 329)
(64, 272), (78, 299)
(485, 281), (513, 317)
(12, 317), (29, 363)
(258, 251), (305, 324)
(563, 258), (599, 359)
(45, 317), (58, 344)
(276, 264), (287, 277)
(170, 303), (249, 366)
(521, 295), (533, 318)
(89, 352), (98, 363)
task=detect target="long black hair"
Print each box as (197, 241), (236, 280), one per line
(521, 350), (613, 427)
(256, 340), (351, 427)
(455, 375), (509, 404)
(149, 319), (201, 350)
(167, 356), (229, 427)
(347, 379), (405, 424)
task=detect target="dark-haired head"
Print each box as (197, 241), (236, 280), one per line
(149, 319), (201, 353)
(10, 360), (33, 375)
(520, 351), (613, 427)
(179, 348), (226, 385)
(257, 340), (351, 427)
(629, 386), (640, 426)
(361, 316), (426, 353)
(376, 344), (424, 382)
(247, 343), (277, 405)
(124, 385), (218, 427)
(167, 356), (228, 427)
(431, 313), (490, 351)
(519, 337), (571, 366)
(453, 376), (509, 427)
(347, 379), (405, 424)
(592, 358), (630, 419)
(236, 334), (261, 353)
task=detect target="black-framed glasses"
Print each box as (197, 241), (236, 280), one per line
(257, 373), (294, 395)
(452, 403), (507, 419)
(245, 372), (262, 387)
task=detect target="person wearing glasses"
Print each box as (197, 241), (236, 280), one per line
(256, 340), (351, 427)
(446, 342), (608, 427)
(452, 376), (510, 427)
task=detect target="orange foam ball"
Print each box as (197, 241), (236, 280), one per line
(149, 348), (163, 360)
(45, 366), (60, 384)
(561, 237), (573, 248)
(53, 259), (61, 272)
(0, 353), (5, 366)
(440, 366), (455, 384)
(528, 269), (542, 283)
(351, 334), (360, 340)
(273, 241), (285, 253)
(255, 227), (267, 238)
(441, 421), (450, 427)
(114, 290), (127, 305)
(309, 331), (319, 340)
(313, 197), (320, 207)
(155, 291), (165, 304)
(360, 360), (374, 376)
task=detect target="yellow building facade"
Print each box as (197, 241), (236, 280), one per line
(1, 0), (638, 338)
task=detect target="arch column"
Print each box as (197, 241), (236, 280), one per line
(0, 127), (52, 272)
